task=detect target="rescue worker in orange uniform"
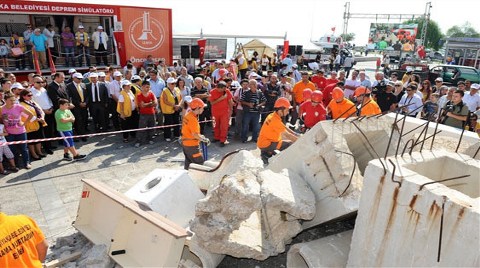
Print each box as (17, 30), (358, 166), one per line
(257, 97), (299, 165)
(354, 86), (381, 116)
(327, 87), (357, 119)
(181, 98), (211, 169)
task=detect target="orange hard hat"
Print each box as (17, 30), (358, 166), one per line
(332, 87), (344, 99)
(354, 86), (371, 97)
(302, 89), (313, 100)
(190, 98), (206, 109)
(274, 97), (292, 109)
(311, 91), (323, 102)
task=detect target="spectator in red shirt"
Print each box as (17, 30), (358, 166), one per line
(325, 71), (339, 87)
(311, 70), (327, 90)
(135, 80), (157, 147)
(322, 81), (345, 108)
(209, 81), (233, 146)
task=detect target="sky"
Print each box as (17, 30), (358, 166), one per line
(42, 0), (479, 49)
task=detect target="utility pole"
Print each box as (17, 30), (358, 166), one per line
(420, 2), (432, 46)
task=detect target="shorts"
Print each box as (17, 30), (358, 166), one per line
(59, 130), (75, 148)
(0, 145), (14, 162)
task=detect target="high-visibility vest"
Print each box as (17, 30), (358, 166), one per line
(10, 37), (25, 52)
(75, 32), (90, 47)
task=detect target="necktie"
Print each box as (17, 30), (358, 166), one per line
(77, 83), (84, 102)
(99, 34), (102, 44)
(94, 83), (100, 102)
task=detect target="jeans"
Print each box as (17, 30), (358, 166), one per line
(137, 114), (156, 143)
(6, 132), (30, 167)
(64, 46), (75, 67)
(241, 111), (260, 142)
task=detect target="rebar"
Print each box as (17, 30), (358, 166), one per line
(419, 175), (471, 190)
(438, 197), (446, 262)
(334, 150), (356, 197)
(188, 149), (241, 173)
(384, 110), (401, 159)
(412, 130), (442, 148)
(401, 121), (428, 137)
(430, 110), (442, 150)
(455, 126), (466, 153)
(388, 159), (402, 187)
(474, 145), (480, 158)
(395, 115), (407, 155)
(420, 120), (430, 152)
(351, 121), (387, 175)
(401, 138), (415, 157)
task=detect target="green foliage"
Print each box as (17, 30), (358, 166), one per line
(403, 18), (443, 50)
(340, 33), (356, 42)
(446, 22), (480, 38)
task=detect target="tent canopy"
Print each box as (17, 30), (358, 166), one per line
(241, 39), (276, 60)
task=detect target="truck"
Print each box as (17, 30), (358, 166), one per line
(0, 0), (173, 78)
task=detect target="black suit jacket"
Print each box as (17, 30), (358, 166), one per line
(85, 82), (109, 106)
(66, 82), (87, 108)
(47, 81), (69, 110)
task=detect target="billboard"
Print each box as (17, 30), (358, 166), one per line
(368, 23), (418, 52)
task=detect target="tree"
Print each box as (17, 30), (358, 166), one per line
(340, 33), (356, 42)
(403, 18), (443, 50)
(446, 22), (480, 38)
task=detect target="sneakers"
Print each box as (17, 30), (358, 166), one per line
(74, 154), (87, 161)
(148, 140), (154, 145)
(135, 143), (141, 148)
(261, 152), (270, 165)
(64, 153), (73, 161)
(25, 164), (32, 170)
(165, 138), (171, 142)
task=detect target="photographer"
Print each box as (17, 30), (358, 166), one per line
(441, 89), (469, 129)
(371, 72), (389, 97)
(240, 79), (266, 143)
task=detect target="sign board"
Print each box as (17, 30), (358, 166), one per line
(173, 38), (227, 60)
(368, 23), (418, 52)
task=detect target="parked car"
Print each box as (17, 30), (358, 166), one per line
(429, 64), (480, 85)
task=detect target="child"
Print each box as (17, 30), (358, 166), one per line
(55, 98), (87, 161)
(0, 39), (10, 69)
(422, 93), (440, 121)
(0, 119), (19, 174)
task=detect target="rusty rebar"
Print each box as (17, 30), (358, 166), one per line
(420, 120), (430, 152)
(430, 109), (443, 150)
(395, 115), (407, 155)
(384, 110), (401, 159)
(388, 159), (402, 187)
(455, 126), (466, 153)
(351, 121), (387, 175)
(412, 130), (442, 148)
(419, 175), (471, 191)
(401, 121), (428, 137)
(188, 149), (241, 173)
(334, 150), (356, 197)
(438, 196), (446, 262)
(401, 138), (415, 157)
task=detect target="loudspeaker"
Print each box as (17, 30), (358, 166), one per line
(181, 45), (190, 59)
(288, 45), (296, 56)
(296, 45), (303, 56)
(191, 45), (200, 58)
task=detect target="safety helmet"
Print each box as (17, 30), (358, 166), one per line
(332, 87), (344, 100)
(190, 98), (206, 110)
(274, 97), (292, 109)
(311, 91), (323, 102)
(354, 86), (371, 97)
(302, 89), (313, 100)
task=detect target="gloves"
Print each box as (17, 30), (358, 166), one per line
(201, 137), (211, 146)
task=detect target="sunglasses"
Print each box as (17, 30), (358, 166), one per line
(26, 94), (33, 97)
(406, 89), (413, 91)
(395, 85), (402, 87)
(35, 81), (43, 84)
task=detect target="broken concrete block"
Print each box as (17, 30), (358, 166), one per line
(347, 150), (480, 267)
(77, 244), (113, 268)
(55, 235), (75, 249)
(287, 230), (353, 268)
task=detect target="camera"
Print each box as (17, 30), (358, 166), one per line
(444, 104), (454, 113)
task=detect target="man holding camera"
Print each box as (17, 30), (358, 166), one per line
(241, 79), (266, 143)
(441, 89), (469, 129)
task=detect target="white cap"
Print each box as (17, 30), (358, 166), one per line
(166, 77), (177, 84)
(72, 73), (83, 79)
(78, 25), (84, 29)
(98, 72), (106, 77)
(406, 67), (413, 72)
(131, 75), (141, 81)
(471, 83), (480, 90)
(435, 77), (443, 82)
(184, 95), (193, 103)
(113, 71), (122, 77)
(89, 72), (98, 78)
(68, 68), (77, 74)
(121, 80), (131, 87)
(97, 26), (103, 30)
(248, 72), (259, 79)
(10, 82), (25, 90)
(237, 52), (243, 57)
(292, 64), (298, 68)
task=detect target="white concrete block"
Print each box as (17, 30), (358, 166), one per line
(125, 169), (205, 227)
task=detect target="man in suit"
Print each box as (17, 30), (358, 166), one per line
(66, 72), (88, 141)
(47, 72), (69, 111)
(85, 72), (108, 132)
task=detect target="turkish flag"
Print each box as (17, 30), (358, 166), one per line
(32, 49), (42, 75)
(331, 27), (336, 32)
(282, 40), (289, 60)
(197, 39), (207, 63)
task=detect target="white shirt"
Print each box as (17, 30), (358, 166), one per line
(43, 28), (55, 48)
(30, 87), (53, 109)
(108, 80), (122, 99)
(399, 94), (423, 115)
(462, 91), (480, 112)
(91, 82), (101, 102)
(233, 87), (246, 110)
(118, 91), (136, 110)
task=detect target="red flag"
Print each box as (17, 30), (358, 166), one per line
(32, 49), (42, 75)
(197, 39), (207, 64)
(47, 47), (56, 73)
(331, 27), (336, 32)
(282, 40), (289, 60)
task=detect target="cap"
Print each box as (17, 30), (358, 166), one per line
(406, 67), (413, 73)
(97, 26), (103, 30)
(190, 98), (207, 109)
(131, 75), (141, 81)
(354, 86), (371, 97)
(78, 25), (84, 29)
(98, 72), (106, 77)
(121, 80), (132, 87)
(237, 52), (243, 57)
(72, 73), (83, 79)
(68, 68), (77, 74)
(184, 95), (193, 104)
(435, 77), (443, 82)
(471, 83), (480, 90)
(10, 82), (24, 90)
(166, 77), (177, 84)
(387, 81), (395, 87)
(248, 72), (259, 79)
(89, 72), (98, 78)
(292, 64), (298, 68)
(113, 71), (122, 77)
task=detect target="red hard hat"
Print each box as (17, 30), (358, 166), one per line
(190, 98), (206, 110)
(354, 86), (371, 97)
(332, 87), (344, 99)
(274, 97), (292, 109)
(311, 91), (323, 102)
(302, 89), (313, 100)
